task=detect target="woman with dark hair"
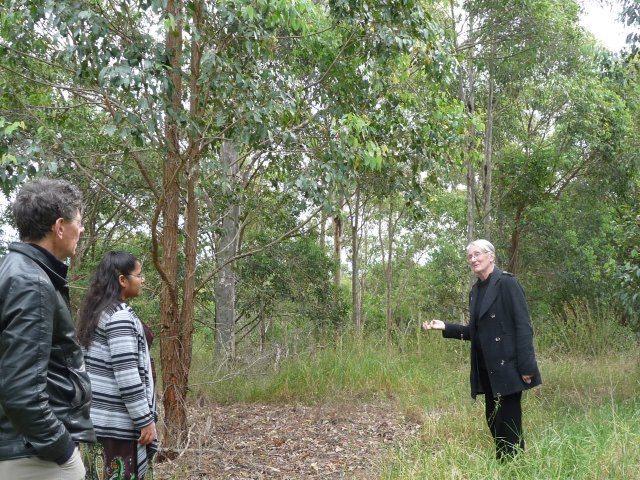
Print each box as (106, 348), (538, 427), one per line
(77, 251), (157, 479)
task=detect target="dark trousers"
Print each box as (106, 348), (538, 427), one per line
(479, 366), (524, 459)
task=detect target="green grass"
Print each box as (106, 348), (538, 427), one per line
(188, 331), (468, 405)
(186, 330), (640, 478)
(383, 358), (640, 479)
(389, 402), (640, 479)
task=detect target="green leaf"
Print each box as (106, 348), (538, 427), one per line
(104, 125), (117, 136)
(3, 121), (25, 136)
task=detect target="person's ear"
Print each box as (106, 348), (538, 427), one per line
(52, 217), (65, 239)
(118, 274), (127, 289)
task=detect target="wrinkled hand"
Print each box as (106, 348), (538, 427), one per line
(422, 319), (445, 331)
(521, 375), (533, 384)
(138, 422), (157, 445)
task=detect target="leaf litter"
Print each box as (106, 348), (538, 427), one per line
(153, 401), (422, 479)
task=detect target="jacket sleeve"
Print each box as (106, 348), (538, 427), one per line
(0, 275), (71, 462)
(105, 310), (154, 429)
(502, 276), (537, 375)
(442, 323), (471, 341)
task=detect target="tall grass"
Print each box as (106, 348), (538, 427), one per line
(535, 299), (637, 357)
(189, 330), (468, 405)
(185, 319), (640, 478)
(382, 350), (640, 479)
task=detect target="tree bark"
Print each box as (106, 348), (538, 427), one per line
(384, 212), (393, 345)
(350, 185), (362, 334)
(508, 205), (524, 274)
(158, 0), (186, 449)
(259, 306), (266, 353)
(482, 46), (496, 241)
(379, 201), (404, 345)
(333, 212), (342, 287)
(459, 11), (478, 294)
(214, 140), (240, 363)
(174, 0), (202, 442)
(320, 210), (326, 251)
(156, 0), (202, 449)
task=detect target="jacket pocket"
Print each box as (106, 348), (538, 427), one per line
(47, 353), (90, 409)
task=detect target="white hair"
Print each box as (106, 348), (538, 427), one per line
(466, 239), (495, 255)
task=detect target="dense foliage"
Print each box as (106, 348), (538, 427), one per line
(1, 0), (638, 446)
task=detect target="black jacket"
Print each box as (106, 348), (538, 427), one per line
(0, 242), (96, 462)
(443, 267), (542, 398)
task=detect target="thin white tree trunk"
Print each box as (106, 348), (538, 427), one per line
(351, 185), (362, 333)
(482, 46), (496, 240)
(214, 140), (240, 362)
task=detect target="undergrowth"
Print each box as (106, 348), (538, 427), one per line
(182, 318), (640, 479)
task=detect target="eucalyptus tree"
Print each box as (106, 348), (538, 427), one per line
(490, 44), (638, 321)
(452, 0), (586, 242)
(233, 193), (347, 350)
(597, 54), (640, 326)
(622, 0), (640, 51)
(0, 0), (465, 443)
(0, 0), (323, 447)
(362, 185), (469, 334)
(290, 0), (464, 334)
(187, 0), (462, 351)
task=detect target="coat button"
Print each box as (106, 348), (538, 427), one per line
(490, 313), (495, 318)
(495, 336), (501, 341)
(500, 360), (505, 366)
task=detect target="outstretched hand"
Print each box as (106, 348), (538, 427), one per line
(422, 319), (445, 331)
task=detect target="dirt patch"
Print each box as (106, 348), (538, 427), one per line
(153, 401), (421, 479)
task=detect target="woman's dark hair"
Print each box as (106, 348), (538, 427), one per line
(77, 251), (139, 347)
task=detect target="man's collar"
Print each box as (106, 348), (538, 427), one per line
(25, 242), (69, 279)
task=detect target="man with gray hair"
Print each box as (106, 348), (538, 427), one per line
(0, 178), (96, 479)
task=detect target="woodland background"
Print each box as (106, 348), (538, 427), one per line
(1, 0), (640, 477)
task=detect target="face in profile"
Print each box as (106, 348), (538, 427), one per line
(57, 210), (84, 259)
(120, 261), (144, 300)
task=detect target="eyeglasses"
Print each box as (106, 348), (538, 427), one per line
(467, 251), (486, 261)
(128, 273), (145, 280)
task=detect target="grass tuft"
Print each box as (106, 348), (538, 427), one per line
(184, 328), (640, 478)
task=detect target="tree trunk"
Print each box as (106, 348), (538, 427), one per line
(351, 185), (362, 333)
(158, 0), (187, 449)
(320, 210), (326, 251)
(460, 12), (477, 294)
(383, 210), (394, 345)
(358, 272), (366, 333)
(156, 0), (203, 449)
(174, 0), (202, 439)
(482, 48), (496, 241)
(333, 212), (342, 287)
(214, 140), (240, 363)
(259, 306), (266, 353)
(379, 201), (403, 345)
(508, 205), (524, 274)
(460, 12), (477, 246)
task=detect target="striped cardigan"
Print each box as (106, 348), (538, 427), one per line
(84, 303), (156, 440)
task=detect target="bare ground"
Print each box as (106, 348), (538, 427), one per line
(153, 401), (422, 479)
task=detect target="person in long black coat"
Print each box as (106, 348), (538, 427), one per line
(423, 239), (541, 459)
